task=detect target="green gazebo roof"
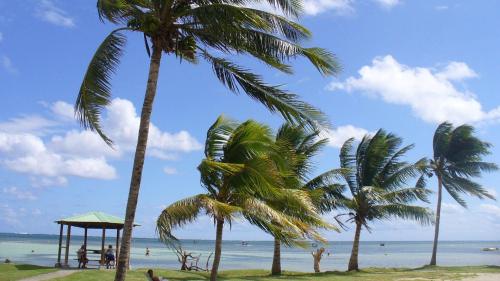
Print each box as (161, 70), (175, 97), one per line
(56, 211), (139, 229)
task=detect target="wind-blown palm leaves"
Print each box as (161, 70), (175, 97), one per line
(78, 2), (339, 280)
(157, 116), (323, 281)
(269, 124), (344, 275)
(337, 130), (433, 271)
(427, 122), (497, 266)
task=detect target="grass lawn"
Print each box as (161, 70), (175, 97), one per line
(52, 265), (500, 281)
(2, 264), (499, 281)
(0, 264), (57, 281)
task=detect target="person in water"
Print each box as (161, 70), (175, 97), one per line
(147, 269), (161, 281)
(145, 247), (150, 256)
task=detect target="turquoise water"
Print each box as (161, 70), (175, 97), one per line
(0, 233), (499, 271)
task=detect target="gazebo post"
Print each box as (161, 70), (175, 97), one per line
(55, 223), (64, 267)
(100, 227), (106, 265)
(64, 225), (71, 267)
(116, 229), (120, 260)
(84, 228), (88, 249)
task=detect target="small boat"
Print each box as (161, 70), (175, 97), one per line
(241, 241), (248, 246)
(481, 247), (499, 251)
(380, 243), (385, 246)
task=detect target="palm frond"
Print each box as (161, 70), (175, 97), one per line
(201, 51), (329, 129)
(76, 29), (127, 145)
(156, 194), (205, 244)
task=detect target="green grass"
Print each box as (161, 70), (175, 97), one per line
(51, 265), (500, 281)
(0, 264), (57, 281)
(2, 264), (499, 281)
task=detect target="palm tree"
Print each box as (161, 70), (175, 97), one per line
(338, 130), (433, 271)
(428, 122), (497, 266)
(77, 1), (339, 279)
(269, 124), (344, 275)
(157, 116), (313, 281)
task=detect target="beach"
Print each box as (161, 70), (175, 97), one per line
(1, 233), (499, 272)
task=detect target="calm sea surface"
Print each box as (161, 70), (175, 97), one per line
(0, 233), (499, 271)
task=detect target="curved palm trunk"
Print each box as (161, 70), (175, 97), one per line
(271, 237), (281, 275)
(114, 46), (162, 281)
(430, 174), (443, 266)
(348, 221), (362, 271)
(211, 219), (224, 281)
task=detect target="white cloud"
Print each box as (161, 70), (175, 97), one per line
(302, 0), (354, 16)
(322, 125), (369, 148)
(51, 101), (75, 120)
(435, 5), (449, 11)
(50, 130), (120, 158)
(102, 98), (202, 154)
(2, 186), (37, 200)
(442, 202), (464, 214)
(374, 0), (401, 9)
(36, 0), (75, 28)
(0, 132), (117, 180)
(328, 55), (500, 124)
(1, 55), (17, 74)
(0, 115), (57, 135)
(30, 176), (68, 188)
(480, 204), (500, 218)
(163, 167), (178, 175)
(0, 98), (201, 185)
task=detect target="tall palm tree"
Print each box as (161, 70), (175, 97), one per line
(428, 122), (497, 266)
(157, 116), (313, 281)
(269, 124), (344, 275)
(77, 1), (339, 280)
(338, 130), (433, 271)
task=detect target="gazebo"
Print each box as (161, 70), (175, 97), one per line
(54, 211), (139, 268)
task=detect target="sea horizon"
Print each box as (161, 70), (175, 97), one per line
(2, 232), (499, 272)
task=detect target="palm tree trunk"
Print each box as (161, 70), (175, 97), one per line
(348, 221), (362, 271)
(114, 46), (162, 281)
(210, 219), (224, 281)
(430, 174), (443, 266)
(271, 237), (281, 275)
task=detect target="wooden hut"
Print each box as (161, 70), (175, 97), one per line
(54, 212), (139, 268)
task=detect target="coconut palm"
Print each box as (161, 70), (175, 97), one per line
(338, 130), (433, 271)
(78, 1), (339, 279)
(428, 122), (497, 265)
(269, 124), (345, 275)
(157, 116), (315, 281)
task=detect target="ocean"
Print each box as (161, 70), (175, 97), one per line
(0, 233), (499, 272)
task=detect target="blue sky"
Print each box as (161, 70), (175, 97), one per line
(1, 0), (499, 241)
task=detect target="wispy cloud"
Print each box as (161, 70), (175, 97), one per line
(163, 167), (178, 175)
(374, 0), (401, 9)
(1, 55), (18, 74)
(36, 0), (75, 28)
(435, 5), (449, 11)
(2, 186), (37, 200)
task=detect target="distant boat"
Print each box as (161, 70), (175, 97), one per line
(481, 247), (499, 251)
(241, 241), (248, 246)
(380, 243), (385, 246)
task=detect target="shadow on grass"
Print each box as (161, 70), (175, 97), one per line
(14, 264), (52, 271)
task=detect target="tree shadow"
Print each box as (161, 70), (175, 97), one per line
(14, 264), (51, 271)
